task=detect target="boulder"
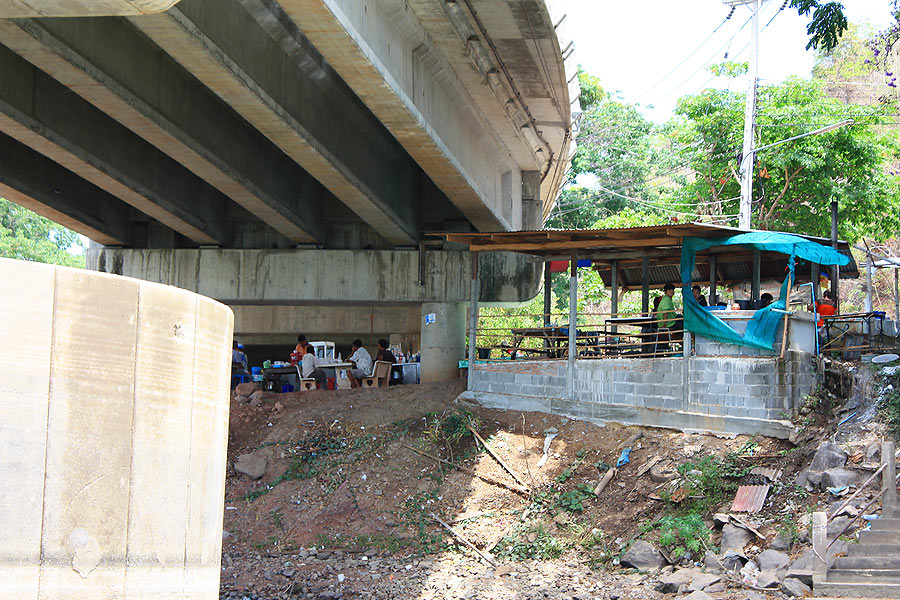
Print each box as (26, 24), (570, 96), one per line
(769, 529), (793, 551)
(655, 569), (695, 593)
(756, 570), (784, 588)
(866, 442), (881, 462)
(806, 442), (848, 486)
(687, 573), (720, 592)
(757, 549), (790, 571)
(682, 591), (713, 600)
(720, 550), (747, 572)
(821, 467), (858, 489)
(621, 540), (666, 570)
(781, 577), (813, 597)
(234, 382), (258, 397)
(790, 539), (848, 572)
(234, 452), (267, 480)
(720, 524), (753, 552)
(703, 551), (724, 574)
(827, 516), (850, 539)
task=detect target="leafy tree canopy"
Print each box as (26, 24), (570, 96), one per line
(0, 197), (84, 267)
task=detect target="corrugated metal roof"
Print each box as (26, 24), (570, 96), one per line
(731, 485), (770, 513)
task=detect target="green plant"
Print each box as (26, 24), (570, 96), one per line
(556, 484), (594, 513)
(269, 509), (284, 530)
(556, 449), (588, 484)
(672, 453), (749, 512)
(647, 514), (711, 560)
(776, 515), (801, 546)
(494, 520), (569, 561)
(422, 409), (480, 461)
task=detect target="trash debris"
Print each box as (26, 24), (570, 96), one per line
(731, 485), (770, 514)
(616, 447), (631, 467)
(637, 456), (662, 477)
(826, 485), (850, 497)
(593, 466), (616, 496)
(838, 412), (857, 426)
(749, 467), (780, 482)
(537, 432), (558, 468)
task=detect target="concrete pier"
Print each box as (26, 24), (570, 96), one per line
(0, 258), (233, 599)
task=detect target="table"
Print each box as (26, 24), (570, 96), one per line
(317, 361), (353, 389)
(508, 326), (608, 358)
(262, 362), (354, 390)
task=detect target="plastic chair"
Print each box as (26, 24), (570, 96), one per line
(362, 361), (392, 388)
(293, 365), (318, 391)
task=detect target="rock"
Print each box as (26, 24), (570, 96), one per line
(655, 568), (696, 593)
(249, 396), (263, 407)
(494, 564), (512, 577)
(781, 577), (812, 597)
(703, 551), (723, 574)
(235, 382), (258, 396)
(757, 549), (790, 571)
(682, 591), (712, 600)
(756, 570), (783, 588)
(720, 550), (747, 572)
(712, 514), (730, 528)
(790, 538), (848, 572)
(687, 573), (720, 591)
(553, 512), (571, 526)
(234, 452), (267, 480)
(263, 570), (274, 581)
(703, 582), (726, 593)
(806, 442), (848, 486)
(720, 524), (753, 552)
(821, 467), (858, 489)
(827, 516), (849, 538)
(621, 540), (667, 570)
(769, 529), (793, 551)
(867, 442), (880, 461)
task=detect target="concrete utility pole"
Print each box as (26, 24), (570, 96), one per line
(727, 0), (762, 230)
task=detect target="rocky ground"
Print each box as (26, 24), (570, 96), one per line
(220, 360), (900, 600)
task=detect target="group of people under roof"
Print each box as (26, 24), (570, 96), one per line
(293, 334), (396, 388)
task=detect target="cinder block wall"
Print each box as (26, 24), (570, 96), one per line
(469, 351), (815, 438)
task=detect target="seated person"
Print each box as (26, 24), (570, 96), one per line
(347, 338), (374, 388)
(232, 341), (248, 374)
(301, 344), (326, 387)
(657, 284), (678, 330)
(294, 334), (309, 356)
(375, 338), (396, 364)
(692, 285), (708, 307)
(758, 292), (774, 309)
(808, 290), (837, 327)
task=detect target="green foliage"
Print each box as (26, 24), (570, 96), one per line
(669, 453), (750, 512)
(422, 409), (479, 461)
(399, 490), (448, 554)
(708, 61), (749, 78)
(669, 76), (900, 241)
(791, 0), (849, 51)
(556, 484), (595, 513)
(812, 22), (879, 82)
(0, 198), (84, 267)
(646, 514), (711, 560)
(776, 514), (801, 546)
(556, 449), (588, 484)
(494, 520), (568, 561)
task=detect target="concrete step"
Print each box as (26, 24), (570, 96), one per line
(847, 543), (900, 557)
(815, 579), (900, 598)
(860, 530), (900, 544)
(834, 556), (900, 569)
(828, 569), (900, 582)
(870, 518), (900, 531)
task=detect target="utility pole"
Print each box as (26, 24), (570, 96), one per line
(732, 0), (761, 230)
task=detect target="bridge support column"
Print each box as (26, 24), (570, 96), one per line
(420, 302), (466, 384)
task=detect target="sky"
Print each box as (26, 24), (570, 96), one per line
(566, 0), (894, 122)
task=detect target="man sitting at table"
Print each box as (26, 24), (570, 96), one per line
(376, 338), (396, 364)
(301, 344), (326, 387)
(347, 339), (374, 388)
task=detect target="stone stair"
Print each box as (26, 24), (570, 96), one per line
(815, 509), (900, 597)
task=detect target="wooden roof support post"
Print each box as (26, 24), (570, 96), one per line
(831, 198), (840, 313)
(567, 252), (577, 400)
(751, 249), (761, 303)
(641, 256), (650, 315)
(467, 251), (479, 392)
(709, 254), (718, 306)
(543, 261), (552, 349)
(610, 259), (619, 336)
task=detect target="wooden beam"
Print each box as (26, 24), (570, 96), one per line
(468, 237), (679, 252)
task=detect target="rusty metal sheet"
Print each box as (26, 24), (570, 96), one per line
(731, 485), (770, 513)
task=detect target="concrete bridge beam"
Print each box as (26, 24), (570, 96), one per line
(0, 0), (179, 18)
(129, 0), (423, 246)
(0, 45), (230, 245)
(0, 133), (133, 246)
(0, 16), (325, 243)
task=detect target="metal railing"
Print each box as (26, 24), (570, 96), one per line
(812, 441), (898, 574)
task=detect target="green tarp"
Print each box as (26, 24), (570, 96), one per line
(679, 232), (850, 350)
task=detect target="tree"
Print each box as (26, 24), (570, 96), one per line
(0, 197), (85, 267)
(667, 74), (900, 242)
(791, 0), (849, 52)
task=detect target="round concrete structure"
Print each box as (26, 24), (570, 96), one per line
(0, 258), (233, 599)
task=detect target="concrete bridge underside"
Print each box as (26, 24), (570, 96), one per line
(1, 0), (577, 380)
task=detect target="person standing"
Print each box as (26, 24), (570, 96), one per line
(657, 284), (677, 329)
(347, 339), (373, 388)
(232, 341), (248, 374)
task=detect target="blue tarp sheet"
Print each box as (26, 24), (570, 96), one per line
(679, 232), (849, 350)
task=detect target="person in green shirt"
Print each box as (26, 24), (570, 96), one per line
(657, 283), (677, 329)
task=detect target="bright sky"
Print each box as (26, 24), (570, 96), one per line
(567, 0), (893, 122)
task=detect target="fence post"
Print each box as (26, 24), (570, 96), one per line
(884, 440), (897, 509)
(812, 511), (827, 574)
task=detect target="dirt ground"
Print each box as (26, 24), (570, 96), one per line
(219, 377), (856, 600)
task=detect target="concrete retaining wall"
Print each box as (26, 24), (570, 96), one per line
(467, 352), (815, 439)
(0, 258), (233, 599)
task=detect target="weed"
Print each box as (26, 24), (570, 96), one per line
(646, 514), (710, 560)
(776, 514), (800, 546)
(556, 449), (589, 484)
(672, 454), (749, 512)
(494, 520), (569, 561)
(556, 484), (594, 513)
(269, 509), (284, 530)
(398, 489), (447, 554)
(422, 409), (480, 461)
